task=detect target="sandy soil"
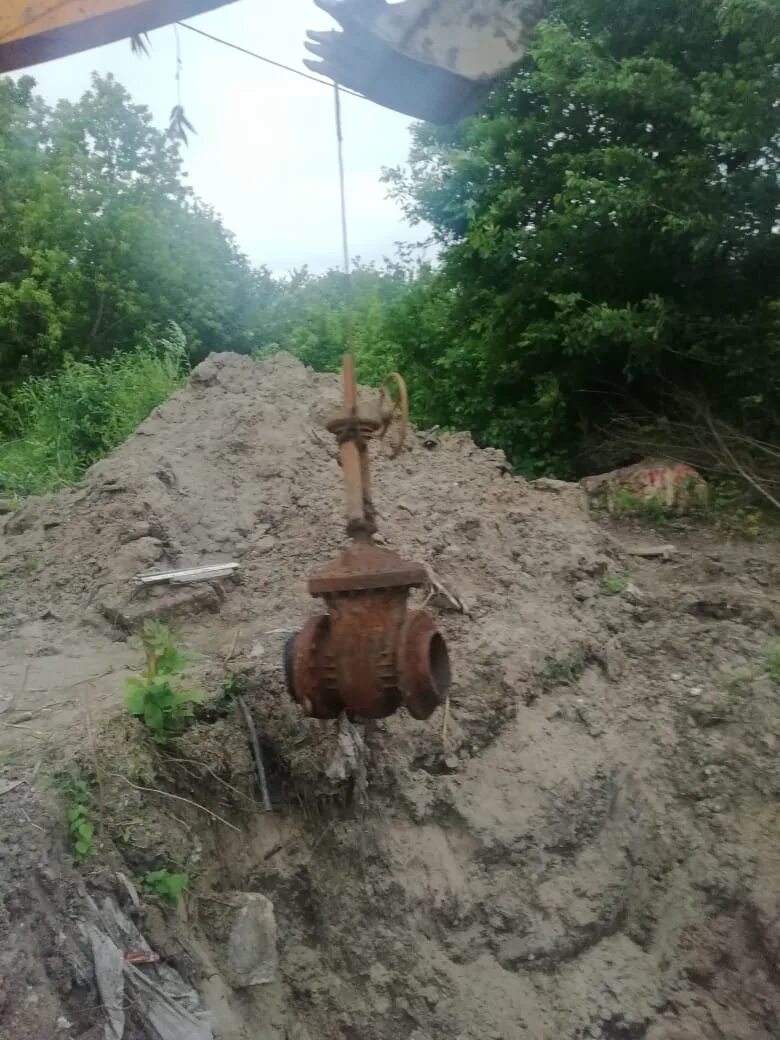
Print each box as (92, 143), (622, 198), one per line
(0, 352), (778, 1040)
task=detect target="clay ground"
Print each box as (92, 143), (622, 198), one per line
(0, 353), (778, 1040)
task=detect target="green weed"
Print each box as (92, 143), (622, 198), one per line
(603, 574), (628, 594)
(125, 620), (202, 744)
(222, 672), (248, 700)
(606, 489), (672, 524)
(58, 775), (97, 860)
(143, 869), (189, 907)
(541, 655), (580, 687)
(0, 330), (186, 496)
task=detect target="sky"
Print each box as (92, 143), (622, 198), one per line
(20, 0), (424, 274)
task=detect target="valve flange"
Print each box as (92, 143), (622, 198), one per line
(285, 541), (450, 720)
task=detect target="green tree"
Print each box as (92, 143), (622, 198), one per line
(0, 74), (267, 385)
(386, 0), (780, 473)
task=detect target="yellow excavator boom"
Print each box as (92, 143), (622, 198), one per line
(0, 0), (544, 122)
(0, 0), (236, 73)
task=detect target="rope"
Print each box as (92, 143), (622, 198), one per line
(333, 83), (351, 278)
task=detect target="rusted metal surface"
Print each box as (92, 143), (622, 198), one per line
(287, 587), (450, 720)
(285, 354), (451, 722)
(309, 541), (425, 595)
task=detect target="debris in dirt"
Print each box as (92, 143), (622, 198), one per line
(85, 896), (213, 1040)
(135, 563), (240, 586)
(125, 949), (163, 965)
(237, 694), (272, 812)
(530, 477), (589, 514)
(422, 563), (466, 613)
(0, 779), (23, 796)
(581, 458), (708, 513)
(87, 926), (125, 1040)
(114, 871), (142, 912)
(214, 892), (278, 989)
(624, 543), (677, 559)
(325, 715), (368, 799)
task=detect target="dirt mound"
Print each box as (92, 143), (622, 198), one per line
(0, 352), (778, 1040)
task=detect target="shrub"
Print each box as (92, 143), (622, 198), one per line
(0, 325), (187, 495)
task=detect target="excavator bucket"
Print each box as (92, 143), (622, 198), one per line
(304, 0), (545, 122)
(1, 0), (543, 123)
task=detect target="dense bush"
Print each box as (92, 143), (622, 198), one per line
(0, 327), (187, 495)
(0, 74), (268, 383)
(1, 0), (778, 492)
(384, 0), (780, 474)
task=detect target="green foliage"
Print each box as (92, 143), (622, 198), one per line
(384, 0), (780, 474)
(603, 574), (628, 594)
(0, 73), (265, 385)
(0, 329), (186, 495)
(58, 775), (97, 860)
(143, 868), (189, 907)
(125, 621), (202, 745)
(541, 654), (580, 686)
(222, 672), (248, 700)
(707, 480), (768, 538)
(599, 488), (673, 524)
(4, 1), (780, 489)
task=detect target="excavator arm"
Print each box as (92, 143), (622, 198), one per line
(0, 0), (544, 121)
(0, 1), (236, 74)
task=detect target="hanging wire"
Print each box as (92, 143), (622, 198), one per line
(333, 83), (351, 278)
(176, 22), (367, 102)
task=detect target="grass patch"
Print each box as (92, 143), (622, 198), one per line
(541, 654), (581, 687)
(143, 868), (189, 907)
(603, 574), (628, 594)
(0, 326), (187, 496)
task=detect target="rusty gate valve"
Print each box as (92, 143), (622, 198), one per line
(284, 357), (451, 721)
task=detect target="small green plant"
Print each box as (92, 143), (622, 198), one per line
(603, 574), (628, 594)
(143, 868), (189, 907)
(125, 620), (202, 744)
(59, 776), (97, 859)
(0, 332), (187, 496)
(541, 655), (579, 687)
(222, 672), (248, 700)
(766, 640), (780, 685)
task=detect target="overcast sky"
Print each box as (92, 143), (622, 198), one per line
(21, 0), (423, 274)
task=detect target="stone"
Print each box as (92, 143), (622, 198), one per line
(224, 893), (278, 989)
(581, 458), (708, 514)
(532, 477), (574, 493)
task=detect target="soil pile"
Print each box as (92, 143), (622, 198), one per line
(0, 352), (778, 1040)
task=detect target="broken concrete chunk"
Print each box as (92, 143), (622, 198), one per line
(224, 892), (278, 989)
(581, 458), (708, 514)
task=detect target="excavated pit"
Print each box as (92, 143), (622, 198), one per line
(0, 352), (779, 1040)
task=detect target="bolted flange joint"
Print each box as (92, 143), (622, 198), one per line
(285, 541), (450, 720)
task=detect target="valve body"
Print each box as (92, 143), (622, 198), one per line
(286, 541), (450, 720)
